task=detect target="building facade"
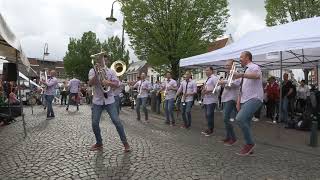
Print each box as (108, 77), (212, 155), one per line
(28, 58), (67, 80)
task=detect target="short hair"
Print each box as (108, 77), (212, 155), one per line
(206, 66), (214, 71)
(301, 80), (305, 83)
(243, 51), (252, 61)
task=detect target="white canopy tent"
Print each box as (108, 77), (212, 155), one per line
(180, 17), (320, 71)
(0, 13), (30, 69)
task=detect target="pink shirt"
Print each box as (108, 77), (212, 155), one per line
(203, 75), (219, 104)
(177, 79), (197, 102)
(162, 79), (177, 100)
(134, 80), (152, 98)
(88, 68), (118, 105)
(240, 62), (264, 103)
(68, 78), (80, 93)
(221, 78), (241, 103)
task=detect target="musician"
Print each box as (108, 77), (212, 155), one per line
(60, 81), (68, 105)
(161, 72), (177, 126)
(113, 76), (123, 115)
(133, 73), (152, 121)
(153, 80), (162, 114)
(176, 71), (197, 128)
(88, 54), (130, 152)
(233, 51), (263, 156)
(66, 76), (80, 111)
(201, 67), (219, 136)
(219, 60), (241, 146)
(40, 70), (58, 120)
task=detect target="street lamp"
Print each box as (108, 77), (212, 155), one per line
(106, 0), (125, 60)
(43, 43), (49, 60)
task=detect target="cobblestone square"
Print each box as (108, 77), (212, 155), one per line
(0, 105), (320, 180)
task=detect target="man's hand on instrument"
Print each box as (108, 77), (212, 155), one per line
(102, 79), (113, 86)
(233, 72), (243, 79)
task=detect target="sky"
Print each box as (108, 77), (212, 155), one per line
(0, 0), (267, 61)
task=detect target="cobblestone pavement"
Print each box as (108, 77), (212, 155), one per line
(0, 105), (320, 180)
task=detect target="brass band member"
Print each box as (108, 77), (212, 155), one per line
(233, 51), (263, 156)
(133, 73), (152, 122)
(40, 70), (58, 120)
(201, 67), (219, 136)
(219, 60), (241, 146)
(176, 71), (197, 129)
(161, 72), (178, 125)
(88, 54), (130, 152)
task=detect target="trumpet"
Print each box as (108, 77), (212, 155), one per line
(226, 62), (236, 87)
(212, 76), (221, 94)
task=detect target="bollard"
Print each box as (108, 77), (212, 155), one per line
(150, 92), (156, 112)
(310, 121), (318, 147)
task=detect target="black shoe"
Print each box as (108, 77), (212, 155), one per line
(66, 107), (69, 111)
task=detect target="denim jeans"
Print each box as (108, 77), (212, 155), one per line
(223, 100), (237, 140)
(67, 93), (79, 109)
(281, 97), (289, 123)
(136, 97), (148, 120)
(164, 98), (175, 123)
(45, 95), (54, 117)
(236, 98), (262, 145)
(91, 103), (127, 145)
(114, 95), (121, 115)
(181, 101), (193, 127)
(204, 103), (216, 130)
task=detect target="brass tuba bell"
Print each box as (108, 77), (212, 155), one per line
(111, 60), (127, 77)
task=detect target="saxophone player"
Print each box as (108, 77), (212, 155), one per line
(133, 73), (152, 122)
(161, 72), (177, 126)
(176, 71), (197, 129)
(201, 67), (219, 136)
(88, 54), (130, 152)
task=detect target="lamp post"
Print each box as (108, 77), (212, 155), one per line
(106, 0), (125, 60)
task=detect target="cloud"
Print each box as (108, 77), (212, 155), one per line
(1, 0), (268, 62)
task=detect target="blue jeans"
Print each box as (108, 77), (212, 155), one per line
(281, 97), (289, 123)
(204, 103), (216, 130)
(91, 103), (127, 145)
(114, 95), (121, 115)
(223, 100), (237, 140)
(136, 97), (148, 120)
(181, 101), (193, 127)
(236, 98), (262, 145)
(67, 93), (79, 109)
(45, 95), (54, 117)
(165, 98), (175, 123)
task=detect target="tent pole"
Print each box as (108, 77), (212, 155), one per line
(16, 50), (27, 138)
(277, 51), (283, 139)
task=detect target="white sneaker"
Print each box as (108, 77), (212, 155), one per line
(230, 118), (235, 122)
(252, 117), (259, 122)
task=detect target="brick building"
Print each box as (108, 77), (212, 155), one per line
(28, 58), (67, 80)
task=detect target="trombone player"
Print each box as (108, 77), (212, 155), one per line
(88, 53), (130, 152)
(133, 73), (152, 122)
(219, 60), (241, 146)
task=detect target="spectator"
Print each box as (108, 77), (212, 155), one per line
(281, 73), (295, 123)
(265, 76), (280, 120)
(296, 80), (310, 113)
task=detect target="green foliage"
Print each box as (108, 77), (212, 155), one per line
(63, 32), (130, 81)
(122, 0), (229, 79)
(265, 0), (320, 26)
(101, 36), (130, 66)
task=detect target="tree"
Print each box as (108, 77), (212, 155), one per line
(64, 31), (101, 81)
(122, 0), (229, 79)
(64, 32), (130, 81)
(101, 36), (130, 66)
(265, 0), (320, 84)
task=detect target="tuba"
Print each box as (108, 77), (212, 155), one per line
(90, 51), (111, 98)
(111, 60), (127, 77)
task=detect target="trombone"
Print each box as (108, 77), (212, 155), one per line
(226, 62), (236, 87)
